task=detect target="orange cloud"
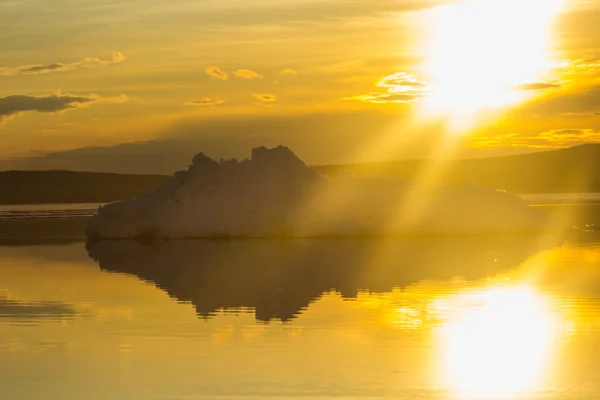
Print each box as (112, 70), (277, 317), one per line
(345, 72), (428, 104)
(469, 129), (600, 148)
(233, 69), (263, 79)
(204, 66), (228, 81)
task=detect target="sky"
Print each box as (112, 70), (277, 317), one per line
(0, 0), (599, 173)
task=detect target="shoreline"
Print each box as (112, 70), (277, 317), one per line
(0, 203), (598, 245)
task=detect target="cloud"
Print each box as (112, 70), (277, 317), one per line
(558, 57), (600, 76)
(0, 52), (126, 76)
(539, 129), (600, 142)
(376, 72), (427, 90)
(345, 72), (428, 104)
(514, 82), (561, 91)
(110, 52), (127, 64)
(343, 92), (425, 104)
(253, 93), (276, 102)
(281, 69), (298, 76)
(469, 129), (600, 149)
(233, 69), (263, 79)
(204, 66), (228, 81)
(0, 93), (128, 123)
(101, 94), (130, 104)
(513, 84), (600, 116)
(184, 98), (226, 107)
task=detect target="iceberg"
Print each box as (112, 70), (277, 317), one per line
(86, 146), (560, 239)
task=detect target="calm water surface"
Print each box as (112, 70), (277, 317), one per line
(1, 233), (600, 400)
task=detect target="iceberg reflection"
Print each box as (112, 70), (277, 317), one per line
(87, 235), (562, 322)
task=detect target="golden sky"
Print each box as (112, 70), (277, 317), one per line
(1, 0), (599, 172)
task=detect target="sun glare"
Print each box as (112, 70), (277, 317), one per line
(436, 285), (558, 399)
(423, 0), (564, 119)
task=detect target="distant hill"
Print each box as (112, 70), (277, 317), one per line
(0, 171), (166, 205)
(316, 144), (600, 194)
(1, 144), (599, 205)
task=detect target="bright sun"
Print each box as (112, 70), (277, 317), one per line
(423, 0), (564, 117)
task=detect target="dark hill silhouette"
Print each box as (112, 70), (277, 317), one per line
(317, 144), (600, 194)
(1, 144), (599, 205)
(0, 170), (166, 205)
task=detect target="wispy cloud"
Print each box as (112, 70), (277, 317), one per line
(280, 69), (298, 76)
(233, 69), (263, 79)
(184, 98), (226, 106)
(345, 72), (428, 104)
(513, 82), (561, 91)
(204, 66), (228, 81)
(253, 93), (276, 102)
(513, 83), (600, 116)
(540, 128), (600, 143)
(376, 72), (427, 91)
(469, 129), (600, 148)
(0, 52), (126, 76)
(558, 57), (600, 76)
(0, 93), (128, 124)
(344, 92), (425, 104)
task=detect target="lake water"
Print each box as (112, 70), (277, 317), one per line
(0, 203), (102, 220)
(1, 230), (600, 400)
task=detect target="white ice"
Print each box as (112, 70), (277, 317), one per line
(86, 146), (559, 238)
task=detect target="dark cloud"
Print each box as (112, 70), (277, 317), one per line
(0, 63), (73, 76)
(0, 94), (95, 122)
(0, 53), (125, 76)
(253, 93), (276, 102)
(0, 93), (128, 123)
(543, 129), (586, 137)
(20, 63), (68, 74)
(204, 66), (228, 81)
(514, 82), (561, 91)
(184, 98), (226, 106)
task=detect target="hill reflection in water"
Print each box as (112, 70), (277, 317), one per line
(87, 235), (563, 322)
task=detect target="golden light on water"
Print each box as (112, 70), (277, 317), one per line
(436, 285), (559, 398)
(422, 0), (564, 122)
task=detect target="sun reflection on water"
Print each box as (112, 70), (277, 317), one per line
(436, 285), (560, 399)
